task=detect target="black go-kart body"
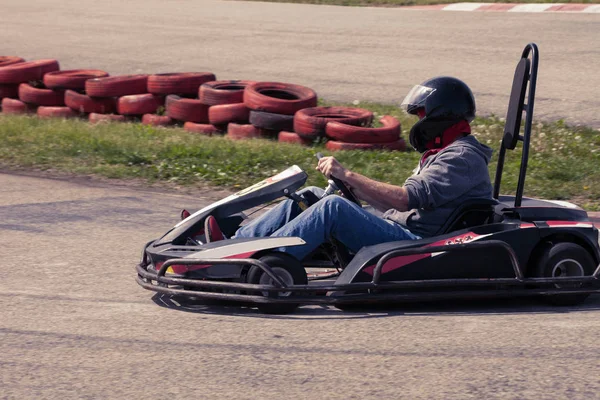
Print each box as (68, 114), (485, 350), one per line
(137, 43), (600, 313)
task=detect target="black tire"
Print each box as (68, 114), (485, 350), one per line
(535, 242), (596, 306)
(249, 110), (294, 132)
(246, 253), (307, 314)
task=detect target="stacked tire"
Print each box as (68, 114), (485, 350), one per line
(324, 114), (406, 152)
(83, 74), (149, 123)
(242, 82), (317, 142)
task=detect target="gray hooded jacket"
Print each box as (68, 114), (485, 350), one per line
(383, 135), (493, 238)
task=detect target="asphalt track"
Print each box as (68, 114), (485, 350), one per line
(1, 172), (600, 399)
(1, 0), (599, 127)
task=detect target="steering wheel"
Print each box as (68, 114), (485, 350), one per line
(315, 153), (361, 206)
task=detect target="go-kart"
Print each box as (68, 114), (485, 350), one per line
(136, 43), (600, 313)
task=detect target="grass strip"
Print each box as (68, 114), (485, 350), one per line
(0, 103), (599, 210)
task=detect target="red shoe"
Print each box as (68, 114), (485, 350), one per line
(204, 215), (225, 243)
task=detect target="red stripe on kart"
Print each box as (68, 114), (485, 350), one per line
(520, 223), (536, 229)
(546, 221), (594, 228)
(185, 251), (257, 272)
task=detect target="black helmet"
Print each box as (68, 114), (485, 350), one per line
(402, 76), (476, 153)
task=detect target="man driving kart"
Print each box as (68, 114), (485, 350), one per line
(232, 77), (494, 262)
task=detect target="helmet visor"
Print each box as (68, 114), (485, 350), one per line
(401, 85), (436, 114)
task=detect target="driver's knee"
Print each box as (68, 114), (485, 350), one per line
(315, 194), (354, 216)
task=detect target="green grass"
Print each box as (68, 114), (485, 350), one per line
(238, 0), (600, 7)
(0, 104), (599, 211)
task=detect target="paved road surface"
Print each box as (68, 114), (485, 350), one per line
(1, 172), (600, 399)
(1, 0), (599, 127)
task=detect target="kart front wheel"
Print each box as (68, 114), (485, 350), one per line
(535, 242), (595, 306)
(247, 253), (308, 314)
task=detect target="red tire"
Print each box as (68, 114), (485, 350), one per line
(243, 82), (317, 115)
(226, 123), (262, 140)
(117, 93), (163, 115)
(184, 122), (223, 136)
(85, 75), (148, 98)
(165, 95), (209, 123)
(1, 98), (36, 114)
(278, 131), (312, 146)
(325, 138), (406, 152)
(89, 113), (127, 123)
(294, 107), (374, 138)
(65, 90), (116, 114)
(148, 72), (216, 95)
(208, 103), (250, 125)
(18, 83), (65, 106)
(0, 84), (19, 99)
(37, 106), (78, 119)
(326, 115), (401, 144)
(43, 69), (109, 91)
(142, 114), (172, 127)
(249, 110), (294, 132)
(199, 80), (256, 106)
(0, 59), (59, 84)
(0, 56), (25, 68)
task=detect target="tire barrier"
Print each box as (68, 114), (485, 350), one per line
(37, 106), (77, 119)
(86, 75), (148, 97)
(208, 103), (250, 125)
(325, 138), (406, 152)
(244, 82), (317, 115)
(199, 80), (256, 106)
(89, 113), (127, 123)
(278, 131), (313, 146)
(325, 115), (401, 144)
(249, 110), (294, 132)
(294, 106), (374, 138)
(0, 56), (25, 68)
(0, 84), (19, 100)
(65, 90), (117, 114)
(18, 83), (65, 106)
(0, 59), (59, 84)
(117, 93), (163, 115)
(142, 114), (172, 127)
(148, 73), (216, 96)
(44, 69), (109, 91)
(183, 122), (223, 136)
(1, 98), (36, 114)
(226, 123), (263, 140)
(165, 95), (209, 123)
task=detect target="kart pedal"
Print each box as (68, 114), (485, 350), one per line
(204, 215), (225, 243)
(180, 209), (191, 220)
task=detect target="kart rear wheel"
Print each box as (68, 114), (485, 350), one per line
(535, 242), (595, 306)
(247, 253), (308, 314)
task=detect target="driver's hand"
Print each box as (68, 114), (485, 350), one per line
(316, 156), (349, 180)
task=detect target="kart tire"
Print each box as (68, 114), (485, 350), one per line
(89, 113), (127, 123)
(165, 95), (210, 123)
(246, 253), (308, 314)
(326, 115), (401, 143)
(65, 90), (117, 114)
(43, 69), (109, 91)
(0, 56), (25, 68)
(37, 106), (78, 119)
(325, 138), (406, 152)
(208, 103), (250, 125)
(142, 113), (172, 127)
(294, 107), (374, 138)
(199, 80), (256, 106)
(18, 83), (65, 106)
(243, 82), (317, 115)
(184, 122), (223, 136)
(278, 131), (313, 146)
(1, 98), (36, 114)
(85, 74), (148, 98)
(0, 84), (19, 99)
(0, 59), (60, 84)
(117, 93), (164, 115)
(226, 123), (262, 140)
(148, 72), (216, 95)
(249, 110), (294, 132)
(535, 242), (595, 306)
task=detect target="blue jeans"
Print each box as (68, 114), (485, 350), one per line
(234, 187), (420, 261)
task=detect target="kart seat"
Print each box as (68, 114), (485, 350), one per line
(435, 198), (499, 235)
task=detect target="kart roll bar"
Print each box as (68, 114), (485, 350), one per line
(493, 43), (539, 207)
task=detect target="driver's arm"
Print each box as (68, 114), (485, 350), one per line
(317, 156), (410, 213)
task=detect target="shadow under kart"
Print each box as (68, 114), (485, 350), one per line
(136, 43), (600, 314)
